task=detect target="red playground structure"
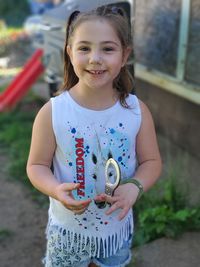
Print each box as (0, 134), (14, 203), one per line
(0, 49), (45, 112)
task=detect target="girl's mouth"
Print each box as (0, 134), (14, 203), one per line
(87, 70), (106, 75)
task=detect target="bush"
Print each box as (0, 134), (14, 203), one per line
(133, 176), (200, 246)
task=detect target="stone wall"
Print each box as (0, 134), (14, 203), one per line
(135, 79), (200, 204)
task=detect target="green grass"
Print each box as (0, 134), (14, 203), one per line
(0, 92), (48, 205)
(0, 85), (5, 93)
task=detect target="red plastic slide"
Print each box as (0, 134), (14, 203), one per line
(0, 48), (45, 112)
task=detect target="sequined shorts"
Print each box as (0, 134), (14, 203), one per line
(43, 225), (133, 267)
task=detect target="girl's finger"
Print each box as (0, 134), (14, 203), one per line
(60, 182), (80, 192)
(65, 196), (91, 207)
(97, 194), (119, 205)
(94, 194), (106, 202)
(105, 201), (122, 215)
(65, 203), (86, 212)
(73, 207), (88, 215)
(118, 207), (130, 221)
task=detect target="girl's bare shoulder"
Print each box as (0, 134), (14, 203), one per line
(32, 100), (53, 133)
(35, 100), (52, 121)
(137, 99), (152, 117)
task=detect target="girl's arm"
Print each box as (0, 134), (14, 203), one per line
(26, 101), (91, 213)
(27, 101), (58, 198)
(99, 100), (162, 219)
(133, 99), (162, 191)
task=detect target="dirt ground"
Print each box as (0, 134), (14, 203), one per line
(0, 150), (47, 267)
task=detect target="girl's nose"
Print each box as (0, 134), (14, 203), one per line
(89, 51), (102, 64)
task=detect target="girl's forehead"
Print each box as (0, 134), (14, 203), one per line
(72, 19), (120, 43)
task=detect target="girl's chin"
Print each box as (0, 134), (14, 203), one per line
(86, 84), (112, 91)
(84, 80), (113, 90)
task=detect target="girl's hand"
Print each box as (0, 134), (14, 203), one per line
(95, 183), (139, 220)
(55, 183), (91, 215)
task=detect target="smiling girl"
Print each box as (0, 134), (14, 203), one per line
(27, 5), (162, 267)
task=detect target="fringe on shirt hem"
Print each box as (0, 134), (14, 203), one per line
(45, 214), (133, 259)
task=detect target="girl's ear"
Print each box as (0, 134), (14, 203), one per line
(122, 47), (132, 67)
(67, 45), (72, 61)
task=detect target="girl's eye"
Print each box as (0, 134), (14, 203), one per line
(78, 47), (89, 51)
(103, 47), (114, 52)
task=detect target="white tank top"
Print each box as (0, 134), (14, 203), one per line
(48, 91), (141, 258)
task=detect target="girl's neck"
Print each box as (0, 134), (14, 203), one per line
(69, 84), (119, 111)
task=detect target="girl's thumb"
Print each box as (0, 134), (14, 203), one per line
(63, 182), (80, 191)
(74, 183), (80, 189)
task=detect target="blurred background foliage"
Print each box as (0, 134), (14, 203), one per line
(0, 0), (30, 26)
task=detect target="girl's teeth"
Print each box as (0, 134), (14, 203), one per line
(90, 70), (103, 74)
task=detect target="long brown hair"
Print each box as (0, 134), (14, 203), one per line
(60, 5), (135, 108)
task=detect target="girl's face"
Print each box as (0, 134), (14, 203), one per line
(67, 19), (130, 92)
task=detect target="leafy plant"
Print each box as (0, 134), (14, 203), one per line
(133, 174), (200, 246)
